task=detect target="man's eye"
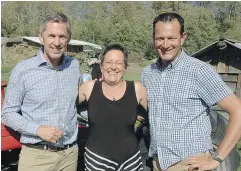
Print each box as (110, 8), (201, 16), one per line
(60, 36), (67, 40)
(155, 37), (164, 41)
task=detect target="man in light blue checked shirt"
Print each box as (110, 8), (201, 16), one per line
(2, 12), (81, 171)
(141, 12), (241, 171)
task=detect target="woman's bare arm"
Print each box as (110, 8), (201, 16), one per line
(134, 81), (148, 110)
(79, 80), (95, 103)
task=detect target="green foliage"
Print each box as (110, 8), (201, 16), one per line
(182, 5), (219, 54)
(1, 2), (64, 37)
(152, 1), (188, 14)
(1, 1), (241, 60)
(224, 21), (241, 41)
(144, 41), (158, 60)
(214, 2), (241, 34)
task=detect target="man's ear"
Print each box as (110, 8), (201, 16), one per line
(181, 32), (187, 46)
(67, 34), (71, 43)
(39, 33), (44, 45)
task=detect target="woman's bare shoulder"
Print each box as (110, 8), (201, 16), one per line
(134, 81), (146, 92)
(79, 80), (96, 91)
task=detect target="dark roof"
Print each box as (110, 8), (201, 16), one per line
(192, 38), (241, 57)
(1, 36), (23, 46)
(1, 36), (102, 50)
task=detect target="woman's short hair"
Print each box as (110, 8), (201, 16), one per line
(100, 44), (128, 69)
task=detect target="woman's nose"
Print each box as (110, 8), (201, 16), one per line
(110, 62), (117, 69)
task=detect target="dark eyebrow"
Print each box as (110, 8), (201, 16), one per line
(154, 36), (164, 39)
(48, 33), (55, 37)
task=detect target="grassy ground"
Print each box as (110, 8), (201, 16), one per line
(1, 65), (13, 81)
(124, 63), (143, 81)
(1, 63), (143, 82)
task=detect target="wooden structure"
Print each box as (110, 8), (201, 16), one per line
(192, 38), (241, 100)
(192, 39), (241, 171)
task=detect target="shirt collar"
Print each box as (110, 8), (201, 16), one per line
(155, 49), (186, 70)
(35, 48), (47, 67)
(35, 47), (69, 70)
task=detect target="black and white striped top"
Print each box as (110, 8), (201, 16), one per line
(84, 81), (143, 170)
(85, 147), (143, 171)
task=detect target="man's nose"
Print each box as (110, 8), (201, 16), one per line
(162, 39), (169, 49)
(53, 37), (61, 46)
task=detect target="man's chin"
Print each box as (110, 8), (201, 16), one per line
(159, 54), (173, 61)
(49, 53), (64, 59)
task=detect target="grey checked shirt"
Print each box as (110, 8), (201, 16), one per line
(1, 49), (82, 145)
(141, 50), (233, 170)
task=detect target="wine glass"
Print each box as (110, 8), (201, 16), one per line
(55, 116), (66, 148)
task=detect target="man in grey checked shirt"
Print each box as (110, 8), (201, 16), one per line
(141, 12), (241, 171)
(1, 12), (81, 171)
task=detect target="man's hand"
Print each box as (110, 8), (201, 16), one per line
(185, 153), (220, 171)
(37, 125), (64, 144)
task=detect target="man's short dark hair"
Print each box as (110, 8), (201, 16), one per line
(153, 12), (184, 38)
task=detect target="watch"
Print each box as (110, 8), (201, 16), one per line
(209, 149), (224, 163)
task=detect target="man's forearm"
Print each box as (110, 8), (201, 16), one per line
(2, 111), (40, 136)
(217, 111), (241, 159)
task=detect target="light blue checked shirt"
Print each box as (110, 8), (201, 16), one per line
(82, 73), (92, 82)
(1, 49), (82, 145)
(141, 50), (233, 170)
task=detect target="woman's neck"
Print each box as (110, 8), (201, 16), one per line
(103, 80), (124, 89)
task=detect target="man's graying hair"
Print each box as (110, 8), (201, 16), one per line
(153, 12), (184, 38)
(100, 44), (128, 69)
(39, 12), (71, 39)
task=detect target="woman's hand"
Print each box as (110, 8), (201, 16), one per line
(137, 115), (145, 122)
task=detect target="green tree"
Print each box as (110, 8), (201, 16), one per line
(214, 1), (241, 34)
(1, 1), (64, 37)
(182, 5), (219, 54)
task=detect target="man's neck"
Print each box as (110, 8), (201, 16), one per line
(45, 56), (63, 69)
(161, 60), (171, 68)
